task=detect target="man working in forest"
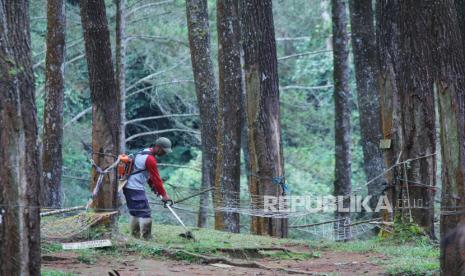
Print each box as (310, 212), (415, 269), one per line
(123, 137), (173, 240)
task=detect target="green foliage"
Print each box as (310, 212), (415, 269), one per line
(41, 270), (76, 276)
(76, 249), (96, 265)
(311, 238), (439, 275)
(382, 222), (431, 245)
(32, 0), (370, 233)
(42, 242), (63, 254)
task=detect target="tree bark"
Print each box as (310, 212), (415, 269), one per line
(214, 0), (242, 233)
(80, 0), (121, 216)
(348, 0), (386, 213)
(241, 0), (287, 237)
(0, 0), (41, 274)
(398, 0), (436, 238)
(185, 0), (218, 228)
(376, 0), (403, 231)
(376, 0), (436, 237)
(431, 0), (465, 274)
(41, 0), (66, 208)
(115, 0), (127, 153)
(332, 0), (352, 241)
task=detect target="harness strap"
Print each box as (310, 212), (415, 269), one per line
(128, 150), (154, 178)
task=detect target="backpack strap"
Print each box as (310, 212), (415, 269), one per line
(128, 150), (155, 177)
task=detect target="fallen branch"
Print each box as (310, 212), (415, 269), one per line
(289, 218), (345, 228)
(164, 249), (316, 275)
(40, 206), (85, 217)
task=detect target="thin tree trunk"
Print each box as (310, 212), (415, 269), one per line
(431, 0), (465, 274)
(80, 0), (121, 217)
(214, 0), (242, 233)
(332, 0), (352, 241)
(115, 0), (127, 153)
(0, 0), (41, 274)
(185, 0), (218, 228)
(348, 0), (386, 213)
(241, 0), (288, 238)
(41, 0), (66, 208)
(377, 0), (436, 237)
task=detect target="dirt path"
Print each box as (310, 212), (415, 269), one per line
(43, 247), (386, 276)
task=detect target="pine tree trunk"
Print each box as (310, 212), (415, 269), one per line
(214, 0), (242, 233)
(80, 0), (121, 216)
(241, 0), (287, 238)
(397, 0), (436, 238)
(0, 1), (41, 274)
(41, 0), (66, 208)
(348, 0), (386, 212)
(332, 0), (352, 241)
(377, 0), (436, 237)
(186, 0), (218, 228)
(432, 0), (465, 274)
(376, 0), (403, 231)
(115, 0), (127, 153)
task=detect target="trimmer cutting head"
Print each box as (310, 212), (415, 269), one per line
(179, 231), (195, 240)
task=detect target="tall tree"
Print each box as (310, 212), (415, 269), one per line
(377, 0), (436, 237)
(115, 0), (127, 153)
(41, 0), (67, 208)
(0, 0), (41, 274)
(376, 0), (402, 229)
(331, 0), (352, 240)
(432, 0), (465, 274)
(80, 0), (121, 214)
(348, 0), (386, 212)
(185, 0), (218, 228)
(214, 0), (242, 233)
(241, 0), (287, 237)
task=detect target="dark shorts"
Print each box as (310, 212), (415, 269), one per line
(123, 187), (151, 218)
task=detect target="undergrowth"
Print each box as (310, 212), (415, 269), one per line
(41, 222), (439, 275)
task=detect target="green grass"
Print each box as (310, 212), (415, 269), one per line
(41, 270), (75, 276)
(41, 223), (440, 275)
(120, 223), (298, 253)
(76, 249), (96, 265)
(308, 238), (439, 275)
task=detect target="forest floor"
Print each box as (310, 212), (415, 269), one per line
(41, 224), (439, 276)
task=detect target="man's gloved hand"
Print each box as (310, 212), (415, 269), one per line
(161, 195), (173, 208)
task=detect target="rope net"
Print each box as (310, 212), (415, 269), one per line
(41, 211), (116, 241)
(38, 151), (440, 242)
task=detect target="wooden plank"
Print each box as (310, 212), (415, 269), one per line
(62, 239), (112, 250)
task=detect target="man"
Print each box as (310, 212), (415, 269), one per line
(123, 137), (173, 240)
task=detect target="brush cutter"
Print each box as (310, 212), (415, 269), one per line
(160, 196), (195, 240)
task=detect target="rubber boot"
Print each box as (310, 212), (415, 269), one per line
(140, 217), (153, 240)
(129, 215), (140, 239)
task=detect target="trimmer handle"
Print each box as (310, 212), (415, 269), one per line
(158, 195), (173, 208)
(162, 199), (174, 208)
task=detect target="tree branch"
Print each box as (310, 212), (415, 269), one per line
(125, 128), (199, 142)
(125, 0), (174, 18)
(126, 79), (193, 98)
(278, 49), (331, 61)
(164, 250), (315, 275)
(126, 35), (188, 47)
(126, 57), (189, 92)
(125, 113), (198, 125)
(280, 84), (333, 91)
(64, 107), (92, 128)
